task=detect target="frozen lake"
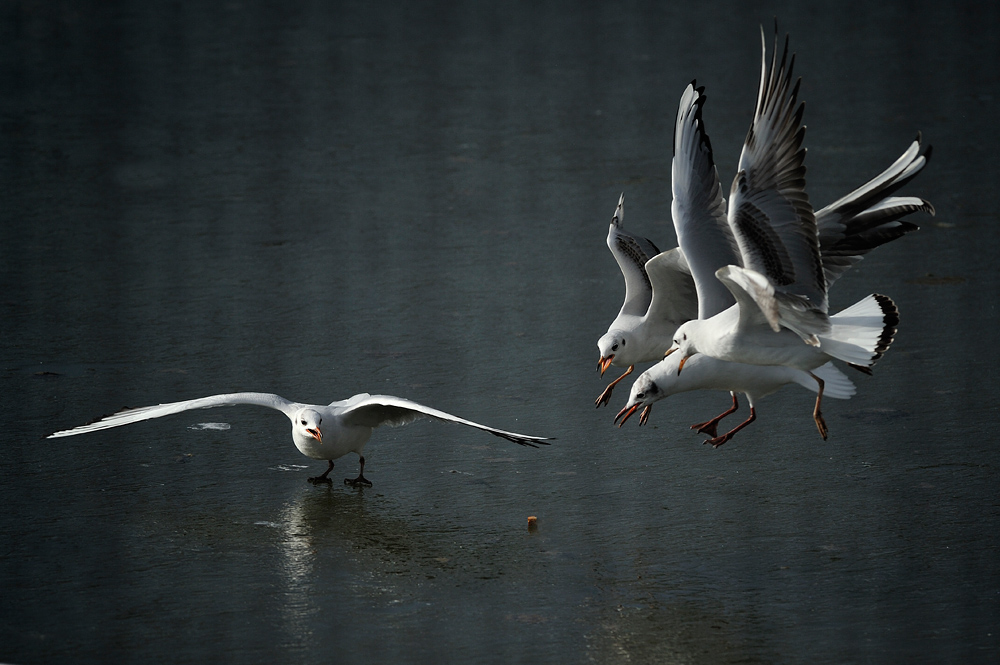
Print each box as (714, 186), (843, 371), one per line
(2, 1), (998, 663)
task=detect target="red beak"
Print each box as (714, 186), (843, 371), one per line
(615, 403), (640, 427)
(307, 428), (322, 442)
(599, 355), (615, 376)
(677, 354), (690, 375)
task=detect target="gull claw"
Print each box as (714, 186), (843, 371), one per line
(595, 385), (615, 408)
(814, 413), (828, 440)
(639, 406), (651, 426)
(690, 420), (719, 437)
(704, 433), (733, 448)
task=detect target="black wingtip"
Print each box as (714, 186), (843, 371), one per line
(921, 142), (933, 163)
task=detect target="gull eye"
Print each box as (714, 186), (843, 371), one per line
(611, 343), (618, 351)
(636, 392), (645, 399)
(300, 419), (307, 425)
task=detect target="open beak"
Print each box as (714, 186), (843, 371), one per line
(615, 403), (640, 427)
(307, 428), (322, 442)
(676, 353), (691, 375)
(598, 355), (615, 376)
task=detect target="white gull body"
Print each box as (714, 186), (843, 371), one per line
(616, 353), (855, 445)
(48, 391), (550, 487)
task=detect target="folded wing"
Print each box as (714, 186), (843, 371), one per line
(643, 248), (699, 329)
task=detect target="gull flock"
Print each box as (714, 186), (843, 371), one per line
(47, 27), (933, 486)
(601, 29), (932, 445)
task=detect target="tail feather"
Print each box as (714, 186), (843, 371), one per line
(806, 362), (857, 400)
(819, 294), (899, 367)
(869, 293), (899, 363)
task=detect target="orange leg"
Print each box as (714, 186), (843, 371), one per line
(809, 372), (828, 440)
(705, 406), (757, 448)
(595, 365), (634, 408)
(690, 392), (740, 437)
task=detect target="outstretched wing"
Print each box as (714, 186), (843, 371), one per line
(338, 394), (552, 448)
(816, 134), (934, 286)
(47, 392), (299, 438)
(727, 27), (826, 311)
(607, 194), (661, 318)
(670, 82), (740, 319)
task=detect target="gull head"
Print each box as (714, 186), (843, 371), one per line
(665, 321), (701, 375)
(292, 408), (324, 444)
(614, 372), (661, 427)
(597, 330), (630, 375)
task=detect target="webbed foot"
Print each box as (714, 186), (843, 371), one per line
(595, 385), (615, 408)
(691, 420), (719, 437)
(343, 456), (372, 488)
(308, 460), (334, 485)
(308, 476), (333, 486)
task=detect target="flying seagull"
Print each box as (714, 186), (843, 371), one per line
(665, 28), (917, 439)
(595, 193), (698, 407)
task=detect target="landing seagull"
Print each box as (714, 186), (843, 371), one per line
(47, 392), (551, 487)
(666, 28), (912, 440)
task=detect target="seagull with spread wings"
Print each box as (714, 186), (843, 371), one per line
(665, 28), (916, 440)
(615, 75), (932, 445)
(48, 391), (550, 487)
(595, 194), (698, 407)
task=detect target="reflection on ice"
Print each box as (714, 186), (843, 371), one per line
(187, 422), (231, 431)
(271, 464), (311, 472)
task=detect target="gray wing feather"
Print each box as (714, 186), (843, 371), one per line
(816, 135), (933, 286)
(339, 394), (551, 448)
(47, 393), (298, 438)
(670, 82), (741, 319)
(727, 28), (826, 311)
(643, 249), (699, 329)
(608, 194), (661, 318)
(717, 265), (829, 344)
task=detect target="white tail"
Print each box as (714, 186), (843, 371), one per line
(818, 294), (899, 367)
(801, 362), (857, 400)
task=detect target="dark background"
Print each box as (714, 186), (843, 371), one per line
(2, 1), (997, 663)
